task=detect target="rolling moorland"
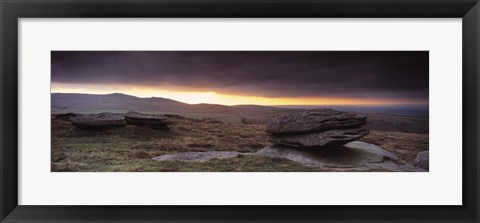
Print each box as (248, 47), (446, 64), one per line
(51, 93), (429, 172)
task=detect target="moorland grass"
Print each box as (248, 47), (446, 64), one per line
(52, 116), (317, 172)
(51, 115), (428, 172)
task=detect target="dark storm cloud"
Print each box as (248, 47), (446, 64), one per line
(51, 51), (428, 100)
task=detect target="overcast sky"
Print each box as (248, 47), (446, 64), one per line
(51, 51), (428, 102)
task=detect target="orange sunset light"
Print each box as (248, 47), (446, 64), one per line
(51, 83), (425, 106)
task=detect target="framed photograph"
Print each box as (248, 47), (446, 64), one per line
(1, 0), (479, 222)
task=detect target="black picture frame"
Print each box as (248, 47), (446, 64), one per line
(1, 0), (479, 222)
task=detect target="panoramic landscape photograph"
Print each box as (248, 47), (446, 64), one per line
(51, 51), (429, 172)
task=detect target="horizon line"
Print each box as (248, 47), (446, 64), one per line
(51, 91), (429, 107)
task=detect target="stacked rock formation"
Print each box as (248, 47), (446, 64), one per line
(266, 108), (369, 148)
(124, 113), (170, 130)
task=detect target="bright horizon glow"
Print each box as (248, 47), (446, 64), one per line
(51, 83), (428, 106)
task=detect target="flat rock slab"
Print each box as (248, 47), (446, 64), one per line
(124, 113), (170, 129)
(254, 141), (425, 172)
(70, 113), (126, 129)
(269, 127), (369, 148)
(152, 151), (240, 162)
(266, 108), (367, 134)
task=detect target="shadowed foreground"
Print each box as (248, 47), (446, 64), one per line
(51, 114), (428, 172)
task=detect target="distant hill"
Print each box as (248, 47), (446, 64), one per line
(51, 93), (289, 115)
(52, 93), (186, 113)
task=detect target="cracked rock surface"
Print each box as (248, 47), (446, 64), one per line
(266, 109), (369, 147)
(124, 112), (170, 129)
(254, 141), (425, 172)
(152, 151), (241, 162)
(69, 113), (126, 129)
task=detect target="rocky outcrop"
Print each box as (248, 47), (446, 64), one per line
(65, 112), (172, 130)
(413, 151), (429, 170)
(266, 109), (369, 148)
(269, 128), (369, 148)
(256, 109), (423, 171)
(266, 108), (367, 134)
(69, 113), (126, 129)
(149, 141), (425, 172)
(254, 141), (425, 172)
(152, 151), (240, 162)
(124, 113), (170, 129)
